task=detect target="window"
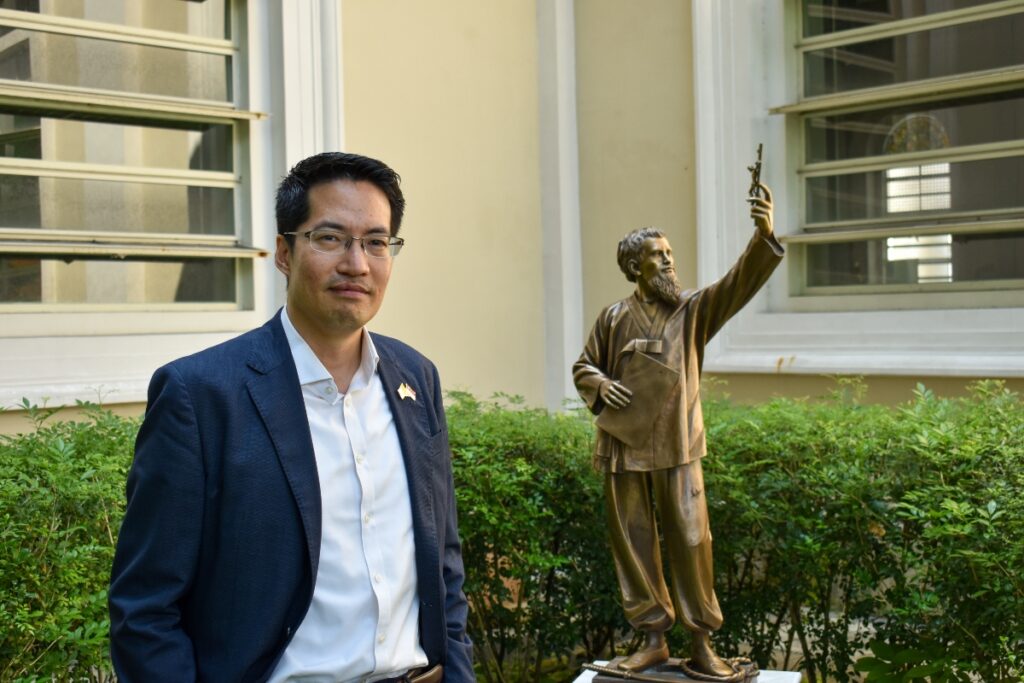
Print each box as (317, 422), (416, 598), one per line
(0, 0), (264, 311)
(783, 1), (1024, 301)
(691, 1), (1024, 377)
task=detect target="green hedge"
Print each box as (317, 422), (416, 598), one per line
(704, 380), (1024, 682)
(0, 402), (136, 682)
(446, 392), (626, 683)
(1, 383), (1022, 682)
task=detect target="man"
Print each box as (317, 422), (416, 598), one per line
(109, 152), (474, 683)
(573, 185), (781, 676)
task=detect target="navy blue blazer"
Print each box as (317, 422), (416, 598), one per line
(109, 312), (474, 682)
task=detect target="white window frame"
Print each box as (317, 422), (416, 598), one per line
(0, 0), (277, 408)
(0, 4), (265, 319)
(692, 0), (1024, 379)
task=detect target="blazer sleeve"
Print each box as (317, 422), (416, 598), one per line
(432, 366), (475, 683)
(109, 364), (203, 682)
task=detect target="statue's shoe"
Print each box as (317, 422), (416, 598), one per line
(689, 650), (734, 677)
(618, 643), (670, 672)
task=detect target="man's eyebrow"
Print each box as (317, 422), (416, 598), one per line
(309, 221), (347, 231)
(310, 221), (389, 235)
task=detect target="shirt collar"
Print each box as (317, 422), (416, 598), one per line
(280, 307), (380, 390)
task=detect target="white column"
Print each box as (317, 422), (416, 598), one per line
(268, 0), (348, 311)
(319, 0), (346, 153)
(272, 0), (347, 167)
(278, 1), (327, 165)
(537, 0), (585, 411)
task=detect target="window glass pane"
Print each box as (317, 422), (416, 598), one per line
(0, 29), (231, 100)
(0, 0), (229, 40)
(804, 92), (1024, 163)
(0, 109), (232, 171)
(803, 0), (996, 38)
(806, 231), (1024, 286)
(0, 255), (235, 303)
(803, 14), (1024, 97)
(0, 175), (233, 235)
(0, 254), (39, 301)
(806, 156), (1024, 223)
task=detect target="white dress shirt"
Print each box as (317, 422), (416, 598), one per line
(269, 308), (428, 683)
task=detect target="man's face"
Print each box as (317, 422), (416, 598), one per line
(274, 179), (393, 338)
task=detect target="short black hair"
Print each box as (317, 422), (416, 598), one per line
(617, 227), (665, 282)
(276, 152), (406, 241)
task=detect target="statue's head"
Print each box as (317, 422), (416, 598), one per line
(617, 227), (682, 306)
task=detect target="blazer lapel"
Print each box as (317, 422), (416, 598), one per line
(376, 350), (441, 604)
(246, 313), (322, 578)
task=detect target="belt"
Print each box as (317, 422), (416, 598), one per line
(378, 664), (443, 683)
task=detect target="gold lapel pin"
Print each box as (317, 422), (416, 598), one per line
(398, 383), (417, 401)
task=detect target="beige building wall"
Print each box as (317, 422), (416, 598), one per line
(575, 0), (698, 325)
(340, 0), (548, 406)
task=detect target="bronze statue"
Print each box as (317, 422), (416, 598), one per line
(573, 159), (782, 677)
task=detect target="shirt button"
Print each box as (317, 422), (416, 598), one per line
(356, 455), (365, 465)
(378, 634), (386, 643)
(374, 573), (382, 583)
(324, 385), (334, 395)
(363, 513), (371, 524)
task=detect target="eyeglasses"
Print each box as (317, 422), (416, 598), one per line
(284, 228), (405, 258)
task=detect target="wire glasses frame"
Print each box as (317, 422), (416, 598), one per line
(283, 228), (405, 258)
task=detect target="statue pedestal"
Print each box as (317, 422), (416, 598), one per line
(575, 659), (800, 683)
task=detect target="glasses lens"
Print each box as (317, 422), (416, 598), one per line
(308, 229), (346, 253)
(363, 237), (391, 258)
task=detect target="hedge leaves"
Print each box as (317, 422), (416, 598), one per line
(0, 381), (1021, 682)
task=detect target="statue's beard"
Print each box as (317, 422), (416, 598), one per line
(646, 271), (683, 307)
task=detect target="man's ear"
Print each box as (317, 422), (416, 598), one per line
(274, 234), (292, 278)
(627, 258), (641, 279)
